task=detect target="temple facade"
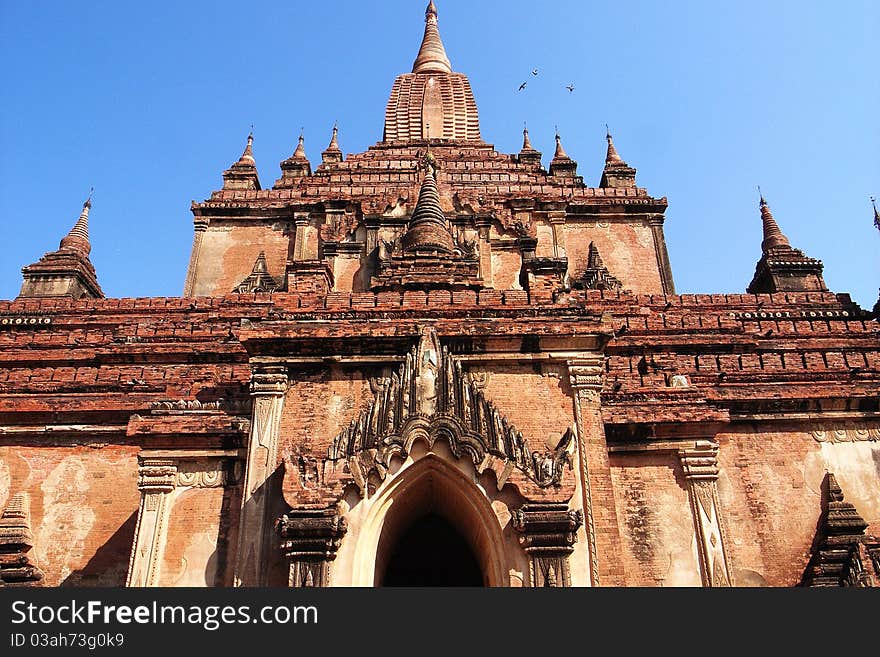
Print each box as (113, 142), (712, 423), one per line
(1, 2), (878, 588)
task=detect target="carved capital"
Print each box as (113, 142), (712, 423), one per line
(137, 459), (178, 494)
(512, 503), (583, 587)
(566, 357), (605, 391)
(277, 508), (348, 588)
(250, 366), (289, 397)
(678, 441), (720, 481)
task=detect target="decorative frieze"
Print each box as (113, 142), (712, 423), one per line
(811, 423), (880, 444)
(512, 503), (583, 587)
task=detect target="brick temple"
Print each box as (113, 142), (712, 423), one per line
(1, 2), (878, 588)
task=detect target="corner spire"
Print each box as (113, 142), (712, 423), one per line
(412, 0), (452, 74)
(19, 195), (104, 299)
(239, 131), (255, 165)
(600, 127), (637, 188)
(59, 193), (93, 255)
(274, 130), (312, 187)
(747, 190), (826, 294)
(759, 193), (792, 252)
(553, 131), (569, 160)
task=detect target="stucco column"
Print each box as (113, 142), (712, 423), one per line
(678, 441), (733, 587)
(233, 365), (288, 587)
(127, 457), (177, 587)
(566, 357), (625, 586)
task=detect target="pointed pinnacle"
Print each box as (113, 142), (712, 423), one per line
(605, 128), (624, 164)
(413, 0), (452, 73)
(238, 131), (255, 165)
(522, 125), (535, 152)
(553, 131), (569, 160)
(293, 132), (307, 160)
(60, 196), (93, 255)
(759, 194), (791, 252)
(326, 123), (341, 152)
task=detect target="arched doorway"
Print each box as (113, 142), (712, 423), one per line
(382, 513), (483, 586)
(351, 451), (510, 587)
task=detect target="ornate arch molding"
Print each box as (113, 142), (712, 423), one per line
(319, 327), (577, 499)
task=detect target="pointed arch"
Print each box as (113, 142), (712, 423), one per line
(351, 452), (509, 587)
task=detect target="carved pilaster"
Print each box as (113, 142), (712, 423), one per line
(566, 357), (606, 587)
(678, 441), (732, 587)
(277, 508), (347, 588)
(127, 452), (241, 588)
(127, 458), (177, 587)
(233, 365), (288, 587)
(512, 503), (583, 587)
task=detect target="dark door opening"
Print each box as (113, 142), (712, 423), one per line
(382, 513), (483, 587)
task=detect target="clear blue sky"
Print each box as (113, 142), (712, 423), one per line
(1, 0), (877, 307)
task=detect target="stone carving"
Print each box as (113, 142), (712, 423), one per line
(0, 493), (44, 586)
(149, 398), (252, 414)
(801, 473), (876, 587)
(277, 508), (347, 588)
(325, 328), (575, 491)
(811, 423), (879, 444)
(512, 503), (583, 587)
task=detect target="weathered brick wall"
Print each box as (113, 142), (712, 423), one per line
(608, 452), (701, 587)
(717, 425), (880, 587)
(565, 223), (663, 294)
(160, 486), (230, 587)
(476, 363), (574, 448)
(0, 445), (139, 587)
(192, 223), (289, 297)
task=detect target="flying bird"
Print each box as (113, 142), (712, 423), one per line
(518, 82), (528, 91)
(531, 68), (539, 76)
(565, 84), (575, 93)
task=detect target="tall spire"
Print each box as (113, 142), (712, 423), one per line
(600, 127), (637, 188)
(759, 193), (792, 252)
(550, 130), (579, 179)
(518, 125), (542, 167)
(413, 1), (452, 74)
(59, 195), (92, 255)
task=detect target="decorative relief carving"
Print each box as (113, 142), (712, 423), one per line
(149, 398), (252, 415)
(566, 358), (605, 391)
(512, 503), (583, 587)
(324, 328), (575, 493)
(811, 423), (879, 444)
